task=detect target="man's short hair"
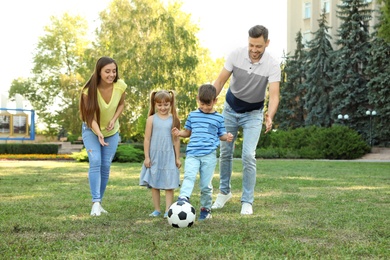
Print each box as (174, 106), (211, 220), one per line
(248, 25), (268, 41)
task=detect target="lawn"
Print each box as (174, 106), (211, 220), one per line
(0, 160), (389, 259)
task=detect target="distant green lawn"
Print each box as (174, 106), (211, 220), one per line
(0, 160), (389, 259)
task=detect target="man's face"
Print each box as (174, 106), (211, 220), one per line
(248, 36), (269, 62)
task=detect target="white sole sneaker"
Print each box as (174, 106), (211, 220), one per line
(240, 202), (253, 215)
(90, 202), (101, 216)
(100, 205), (108, 214)
(211, 192), (233, 209)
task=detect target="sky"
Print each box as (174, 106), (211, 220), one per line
(0, 0), (287, 101)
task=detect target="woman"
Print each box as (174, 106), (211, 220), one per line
(79, 56), (126, 216)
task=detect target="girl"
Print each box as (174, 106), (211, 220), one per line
(79, 56), (126, 216)
(140, 90), (181, 218)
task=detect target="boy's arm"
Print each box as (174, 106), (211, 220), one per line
(172, 127), (191, 138)
(219, 132), (233, 142)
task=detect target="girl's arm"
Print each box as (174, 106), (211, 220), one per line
(173, 134), (181, 169)
(172, 127), (191, 138)
(107, 92), (126, 131)
(143, 115), (153, 168)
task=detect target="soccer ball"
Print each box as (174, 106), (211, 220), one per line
(167, 201), (196, 228)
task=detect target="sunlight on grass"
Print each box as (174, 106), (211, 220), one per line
(282, 176), (335, 181)
(336, 186), (384, 190)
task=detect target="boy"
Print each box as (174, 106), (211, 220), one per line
(172, 84), (233, 220)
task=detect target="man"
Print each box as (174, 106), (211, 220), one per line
(211, 25), (280, 215)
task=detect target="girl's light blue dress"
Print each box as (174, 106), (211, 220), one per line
(140, 114), (180, 189)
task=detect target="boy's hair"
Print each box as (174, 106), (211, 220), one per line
(198, 84), (217, 104)
(248, 25), (268, 41)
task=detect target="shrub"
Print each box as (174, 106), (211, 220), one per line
(113, 144), (144, 163)
(0, 144), (59, 154)
(71, 148), (88, 162)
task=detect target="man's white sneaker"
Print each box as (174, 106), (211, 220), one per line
(240, 202), (253, 215)
(100, 204), (108, 214)
(211, 192), (233, 209)
(90, 202), (101, 216)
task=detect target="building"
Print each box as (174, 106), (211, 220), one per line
(286, 0), (381, 54)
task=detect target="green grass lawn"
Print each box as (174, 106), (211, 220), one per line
(0, 160), (389, 259)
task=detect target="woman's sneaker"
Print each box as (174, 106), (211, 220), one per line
(199, 208), (212, 220)
(90, 202), (101, 216)
(100, 205), (108, 214)
(211, 192), (232, 209)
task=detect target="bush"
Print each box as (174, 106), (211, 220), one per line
(0, 144), (59, 154)
(113, 144), (144, 163)
(70, 148), (88, 162)
(259, 126), (370, 160)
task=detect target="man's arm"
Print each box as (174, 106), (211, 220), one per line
(213, 68), (232, 96)
(265, 81), (280, 133)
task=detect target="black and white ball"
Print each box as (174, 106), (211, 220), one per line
(167, 201), (196, 228)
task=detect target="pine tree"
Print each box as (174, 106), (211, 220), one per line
(365, 6), (390, 145)
(303, 8), (335, 127)
(275, 31), (307, 130)
(331, 0), (373, 136)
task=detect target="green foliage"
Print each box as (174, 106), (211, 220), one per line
(70, 148), (88, 162)
(378, 0), (390, 42)
(331, 0), (373, 135)
(0, 144), (59, 154)
(71, 144), (144, 163)
(97, 0), (200, 140)
(113, 144), (144, 163)
(256, 126), (370, 160)
(303, 9), (335, 127)
(365, 17), (390, 145)
(275, 30), (306, 130)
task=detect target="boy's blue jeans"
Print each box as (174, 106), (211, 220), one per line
(179, 151), (217, 210)
(219, 102), (263, 204)
(82, 123), (119, 203)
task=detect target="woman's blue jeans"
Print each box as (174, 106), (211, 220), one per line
(219, 102), (263, 204)
(82, 123), (119, 203)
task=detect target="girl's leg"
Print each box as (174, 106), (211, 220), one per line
(151, 188), (161, 213)
(165, 189), (174, 213)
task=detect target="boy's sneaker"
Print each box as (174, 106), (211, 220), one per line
(211, 192), (232, 209)
(240, 202), (253, 215)
(177, 196), (190, 203)
(199, 207), (212, 220)
(163, 212), (168, 219)
(90, 202), (101, 216)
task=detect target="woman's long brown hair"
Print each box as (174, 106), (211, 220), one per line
(79, 57), (119, 128)
(148, 90), (180, 129)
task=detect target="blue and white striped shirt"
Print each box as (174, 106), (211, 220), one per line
(184, 109), (227, 156)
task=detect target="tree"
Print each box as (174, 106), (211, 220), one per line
(365, 8), (390, 145)
(95, 0), (199, 141)
(275, 31), (307, 130)
(377, 0), (390, 42)
(303, 8), (335, 127)
(9, 13), (90, 136)
(331, 0), (372, 137)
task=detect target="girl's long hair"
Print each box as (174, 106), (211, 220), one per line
(148, 90), (180, 129)
(79, 56), (119, 128)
